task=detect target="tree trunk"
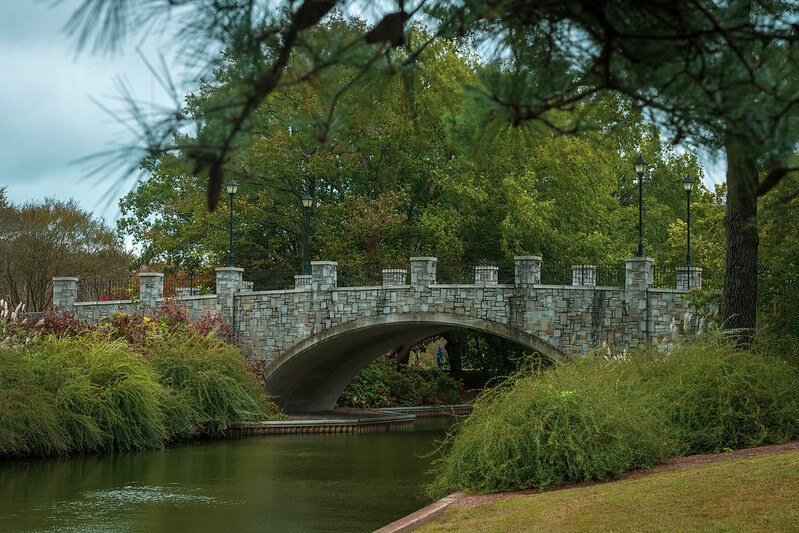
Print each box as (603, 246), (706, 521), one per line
(386, 341), (417, 370)
(440, 331), (463, 374)
(723, 142), (759, 345)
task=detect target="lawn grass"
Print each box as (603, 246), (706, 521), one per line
(420, 449), (799, 532)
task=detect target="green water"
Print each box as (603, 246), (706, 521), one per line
(0, 418), (452, 532)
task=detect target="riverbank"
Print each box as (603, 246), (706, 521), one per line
(379, 440), (799, 532)
(416, 442), (799, 532)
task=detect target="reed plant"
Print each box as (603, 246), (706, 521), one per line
(143, 332), (279, 435)
(0, 307), (282, 458)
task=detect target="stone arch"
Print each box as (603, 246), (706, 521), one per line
(264, 312), (566, 413)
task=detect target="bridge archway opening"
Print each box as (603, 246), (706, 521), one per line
(264, 313), (565, 413)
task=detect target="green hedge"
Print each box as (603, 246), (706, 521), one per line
(430, 334), (799, 495)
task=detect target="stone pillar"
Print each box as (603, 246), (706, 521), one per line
(676, 267), (703, 291)
(382, 268), (407, 286)
(571, 264), (597, 286)
(514, 256), (541, 286)
(216, 267), (244, 327)
(52, 277), (78, 308)
(625, 257), (654, 346)
(138, 273), (164, 308)
(294, 274), (312, 289)
(410, 257), (437, 290)
(311, 261), (337, 291)
(474, 266), (499, 286)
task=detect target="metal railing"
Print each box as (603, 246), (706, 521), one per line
(244, 268), (299, 291)
(540, 262), (625, 287)
(77, 276), (138, 302)
(434, 263), (516, 284)
(337, 263), (411, 287)
(163, 271), (216, 297)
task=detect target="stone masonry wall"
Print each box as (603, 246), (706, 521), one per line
(55, 257), (702, 362)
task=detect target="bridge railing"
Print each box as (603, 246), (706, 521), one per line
(163, 271), (216, 297)
(540, 262), (626, 287)
(435, 263), (516, 285)
(244, 268), (300, 291)
(77, 275), (138, 302)
(337, 263), (411, 287)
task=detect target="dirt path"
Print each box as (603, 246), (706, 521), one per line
(452, 440), (799, 508)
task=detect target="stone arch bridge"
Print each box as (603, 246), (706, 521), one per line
(54, 257), (702, 413)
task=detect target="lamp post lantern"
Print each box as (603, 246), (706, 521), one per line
(634, 156), (647, 257)
(225, 179), (239, 267)
(301, 193), (313, 275)
(683, 175), (695, 277)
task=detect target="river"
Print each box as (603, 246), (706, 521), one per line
(0, 418), (453, 532)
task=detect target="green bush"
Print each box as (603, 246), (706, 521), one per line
(644, 336), (799, 454)
(430, 359), (672, 494)
(1, 336), (167, 456)
(431, 334), (799, 495)
(338, 356), (462, 408)
(0, 311), (283, 458)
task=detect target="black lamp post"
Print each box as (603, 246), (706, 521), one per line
(301, 193), (313, 275)
(634, 156), (647, 257)
(683, 175), (695, 272)
(225, 179), (239, 267)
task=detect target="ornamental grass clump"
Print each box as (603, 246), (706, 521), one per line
(143, 333), (281, 435)
(430, 358), (673, 495)
(0, 335), (167, 456)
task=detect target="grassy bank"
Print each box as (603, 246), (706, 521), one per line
(421, 449), (799, 532)
(430, 334), (799, 495)
(0, 302), (282, 458)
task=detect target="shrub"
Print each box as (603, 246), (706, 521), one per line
(143, 333), (282, 435)
(643, 335), (799, 454)
(430, 359), (672, 495)
(0, 335), (167, 456)
(337, 356), (462, 408)
(0, 304), (283, 458)
(431, 334), (799, 495)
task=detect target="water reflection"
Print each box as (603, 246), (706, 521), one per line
(0, 418), (452, 532)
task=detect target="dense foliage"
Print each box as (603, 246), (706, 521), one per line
(430, 335), (799, 495)
(337, 356), (461, 409)
(0, 301), (282, 458)
(0, 189), (131, 311)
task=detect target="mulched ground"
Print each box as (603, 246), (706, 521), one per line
(452, 440), (799, 508)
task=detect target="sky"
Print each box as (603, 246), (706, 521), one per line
(1, 1), (727, 230)
(0, 1), (177, 224)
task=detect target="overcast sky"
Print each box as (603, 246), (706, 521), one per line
(0, 1), (178, 224)
(1, 1), (726, 230)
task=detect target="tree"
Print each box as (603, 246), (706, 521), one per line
(67, 1), (795, 343)
(0, 189), (131, 311)
(65, 0), (799, 342)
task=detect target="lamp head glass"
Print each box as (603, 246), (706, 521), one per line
(634, 155), (647, 175)
(682, 175), (695, 193)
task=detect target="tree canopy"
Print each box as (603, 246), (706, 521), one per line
(0, 189), (131, 311)
(66, 0), (799, 342)
(118, 18), (705, 280)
